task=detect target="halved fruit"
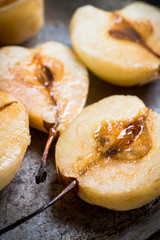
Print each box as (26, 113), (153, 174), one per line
(0, 0), (44, 45)
(0, 91), (30, 191)
(0, 41), (89, 183)
(0, 41), (89, 133)
(70, 2), (160, 86)
(56, 95), (160, 210)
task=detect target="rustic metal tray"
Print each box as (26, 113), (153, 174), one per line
(1, 0), (160, 239)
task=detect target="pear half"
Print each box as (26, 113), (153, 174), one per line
(56, 95), (160, 211)
(0, 41), (89, 133)
(0, 91), (30, 191)
(70, 2), (160, 86)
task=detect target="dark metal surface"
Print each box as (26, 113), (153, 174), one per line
(0, 0), (160, 239)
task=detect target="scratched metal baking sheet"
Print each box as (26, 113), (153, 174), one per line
(0, 0), (160, 239)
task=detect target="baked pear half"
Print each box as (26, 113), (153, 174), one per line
(0, 41), (89, 133)
(0, 41), (89, 183)
(70, 2), (160, 86)
(56, 95), (160, 211)
(0, 0), (44, 45)
(0, 91), (30, 191)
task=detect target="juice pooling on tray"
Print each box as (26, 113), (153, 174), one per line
(0, 0), (44, 45)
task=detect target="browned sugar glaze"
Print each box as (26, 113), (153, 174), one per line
(34, 54), (56, 106)
(33, 54), (61, 130)
(108, 13), (160, 59)
(0, 101), (17, 111)
(76, 110), (152, 176)
(14, 53), (64, 131)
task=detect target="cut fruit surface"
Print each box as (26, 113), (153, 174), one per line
(56, 95), (160, 210)
(0, 91), (30, 191)
(0, 0), (44, 45)
(70, 2), (160, 86)
(0, 41), (89, 133)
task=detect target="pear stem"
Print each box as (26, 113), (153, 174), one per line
(36, 63), (60, 184)
(35, 127), (59, 184)
(0, 180), (78, 236)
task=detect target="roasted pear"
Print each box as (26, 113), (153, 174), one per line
(0, 41), (89, 183)
(1, 95), (160, 235)
(70, 2), (160, 86)
(0, 0), (44, 45)
(0, 41), (88, 133)
(56, 95), (160, 211)
(0, 91), (30, 191)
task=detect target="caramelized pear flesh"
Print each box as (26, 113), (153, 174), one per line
(0, 41), (89, 133)
(70, 2), (160, 86)
(0, 91), (30, 191)
(56, 95), (160, 210)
